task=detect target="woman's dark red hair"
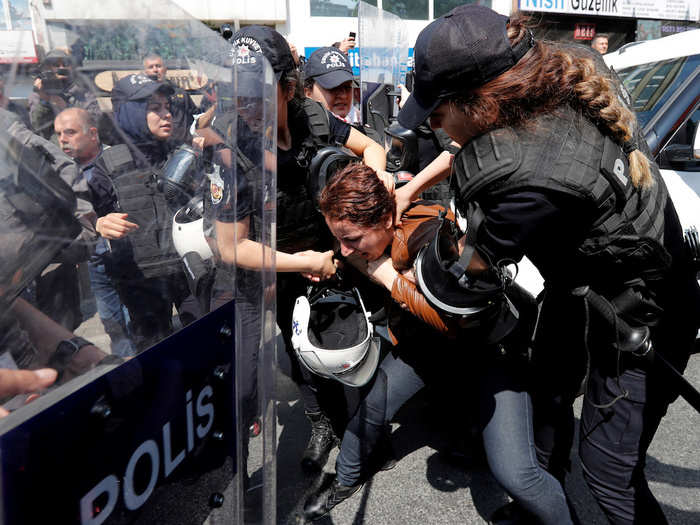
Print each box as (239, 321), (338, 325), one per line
(319, 163), (395, 227)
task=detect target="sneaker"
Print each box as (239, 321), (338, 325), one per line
(303, 477), (363, 521)
(301, 411), (338, 473)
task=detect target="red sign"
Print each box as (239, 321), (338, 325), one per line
(574, 23), (597, 40)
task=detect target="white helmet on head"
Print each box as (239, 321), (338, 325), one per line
(291, 286), (381, 387)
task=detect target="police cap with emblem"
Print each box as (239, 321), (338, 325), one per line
(304, 47), (354, 90)
(398, 5), (534, 130)
(111, 73), (175, 116)
(231, 25), (296, 80)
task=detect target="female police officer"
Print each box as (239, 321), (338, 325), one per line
(303, 46), (355, 122)
(396, 6), (699, 524)
(212, 25), (391, 473)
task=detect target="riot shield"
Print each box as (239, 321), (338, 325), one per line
(0, 1), (277, 524)
(358, 1), (410, 139)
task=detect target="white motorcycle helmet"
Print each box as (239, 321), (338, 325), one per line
(172, 194), (213, 260)
(291, 286), (381, 387)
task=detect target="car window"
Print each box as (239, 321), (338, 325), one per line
(617, 54), (700, 127)
(666, 105), (700, 149)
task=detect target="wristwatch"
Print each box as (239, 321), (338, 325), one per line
(48, 336), (93, 378)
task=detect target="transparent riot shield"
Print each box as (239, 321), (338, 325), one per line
(0, 1), (277, 523)
(358, 1), (410, 139)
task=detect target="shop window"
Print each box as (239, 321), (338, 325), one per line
(434, 0), (491, 18)
(383, 0), (428, 20)
(310, 0), (376, 17)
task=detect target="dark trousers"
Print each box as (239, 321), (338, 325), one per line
(88, 258), (136, 357)
(211, 285), (261, 432)
(533, 292), (695, 525)
(336, 350), (573, 525)
(114, 272), (200, 352)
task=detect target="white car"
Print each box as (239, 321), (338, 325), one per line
(515, 31), (700, 298)
(605, 29), (700, 235)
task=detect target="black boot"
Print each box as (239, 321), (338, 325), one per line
(303, 476), (363, 521)
(489, 501), (538, 525)
(301, 411), (338, 473)
(369, 425), (397, 472)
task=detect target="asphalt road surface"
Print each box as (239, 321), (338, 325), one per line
(270, 353), (700, 525)
(74, 307), (699, 525)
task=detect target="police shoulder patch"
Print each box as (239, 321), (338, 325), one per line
(209, 172), (224, 205)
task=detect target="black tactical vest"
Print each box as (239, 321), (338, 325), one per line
(96, 144), (182, 279)
(268, 98), (340, 253)
(452, 106), (670, 290)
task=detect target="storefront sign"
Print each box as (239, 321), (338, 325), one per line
(0, 30), (37, 63)
(519, 0), (699, 22)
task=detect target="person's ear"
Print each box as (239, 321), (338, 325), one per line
(384, 212), (394, 231)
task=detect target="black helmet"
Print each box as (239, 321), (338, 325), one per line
(307, 146), (357, 208)
(160, 144), (204, 208)
(384, 123), (418, 174)
(413, 207), (518, 342)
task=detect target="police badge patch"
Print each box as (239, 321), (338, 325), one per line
(209, 170), (224, 205)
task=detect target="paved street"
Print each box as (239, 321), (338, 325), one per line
(74, 307), (700, 525)
(272, 354), (700, 525)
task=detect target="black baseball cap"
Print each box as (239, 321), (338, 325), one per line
(397, 5), (534, 130)
(304, 47), (354, 89)
(231, 25), (295, 80)
(112, 73), (174, 102)
(236, 51), (266, 97)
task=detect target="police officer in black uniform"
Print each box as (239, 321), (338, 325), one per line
(397, 6), (700, 524)
(212, 25), (390, 473)
(88, 74), (200, 352)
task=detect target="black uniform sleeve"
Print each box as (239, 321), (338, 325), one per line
(327, 110), (351, 146)
(476, 190), (593, 270)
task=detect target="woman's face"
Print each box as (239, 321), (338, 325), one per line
(306, 81), (353, 117)
(429, 101), (473, 145)
(146, 92), (172, 140)
(325, 216), (393, 261)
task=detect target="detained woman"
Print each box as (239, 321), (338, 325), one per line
(302, 163), (573, 524)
